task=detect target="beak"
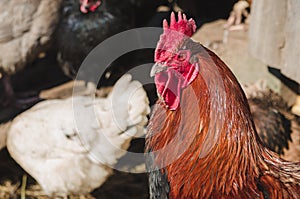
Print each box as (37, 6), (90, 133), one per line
(150, 63), (168, 77)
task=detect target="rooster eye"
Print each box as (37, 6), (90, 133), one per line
(177, 51), (187, 61)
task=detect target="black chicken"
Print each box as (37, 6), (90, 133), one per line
(56, 0), (135, 83)
(244, 84), (300, 161)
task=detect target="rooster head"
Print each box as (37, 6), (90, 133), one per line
(151, 12), (198, 110)
(80, 0), (101, 13)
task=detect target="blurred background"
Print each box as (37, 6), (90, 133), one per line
(0, 0), (299, 198)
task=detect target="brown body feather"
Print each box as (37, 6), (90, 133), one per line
(146, 45), (300, 198)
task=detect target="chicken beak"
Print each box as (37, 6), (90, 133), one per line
(150, 63), (168, 77)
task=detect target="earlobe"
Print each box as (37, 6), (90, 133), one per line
(194, 63), (200, 71)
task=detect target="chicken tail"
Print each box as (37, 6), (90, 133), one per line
(87, 74), (150, 166)
(108, 74), (150, 137)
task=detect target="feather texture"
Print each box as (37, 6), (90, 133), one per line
(147, 12), (300, 198)
(6, 74), (150, 197)
(244, 83), (300, 161)
(147, 46), (300, 198)
(0, 0), (62, 74)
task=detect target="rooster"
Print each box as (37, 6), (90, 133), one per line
(146, 12), (300, 198)
(6, 74), (150, 197)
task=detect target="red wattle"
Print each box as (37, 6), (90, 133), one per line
(155, 69), (182, 110)
(154, 64), (199, 110)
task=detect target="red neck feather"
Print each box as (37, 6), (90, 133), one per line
(147, 46), (300, 198)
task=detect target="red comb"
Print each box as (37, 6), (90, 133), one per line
(163, 12), (196, 37)
(80, 0), (101, 13)
(154, 12), (197, 63)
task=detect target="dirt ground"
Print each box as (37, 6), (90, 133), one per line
(0, 147), (149, 199)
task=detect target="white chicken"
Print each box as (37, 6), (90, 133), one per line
(6, 74), (150, 197)
(0, 0), (62, 106)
